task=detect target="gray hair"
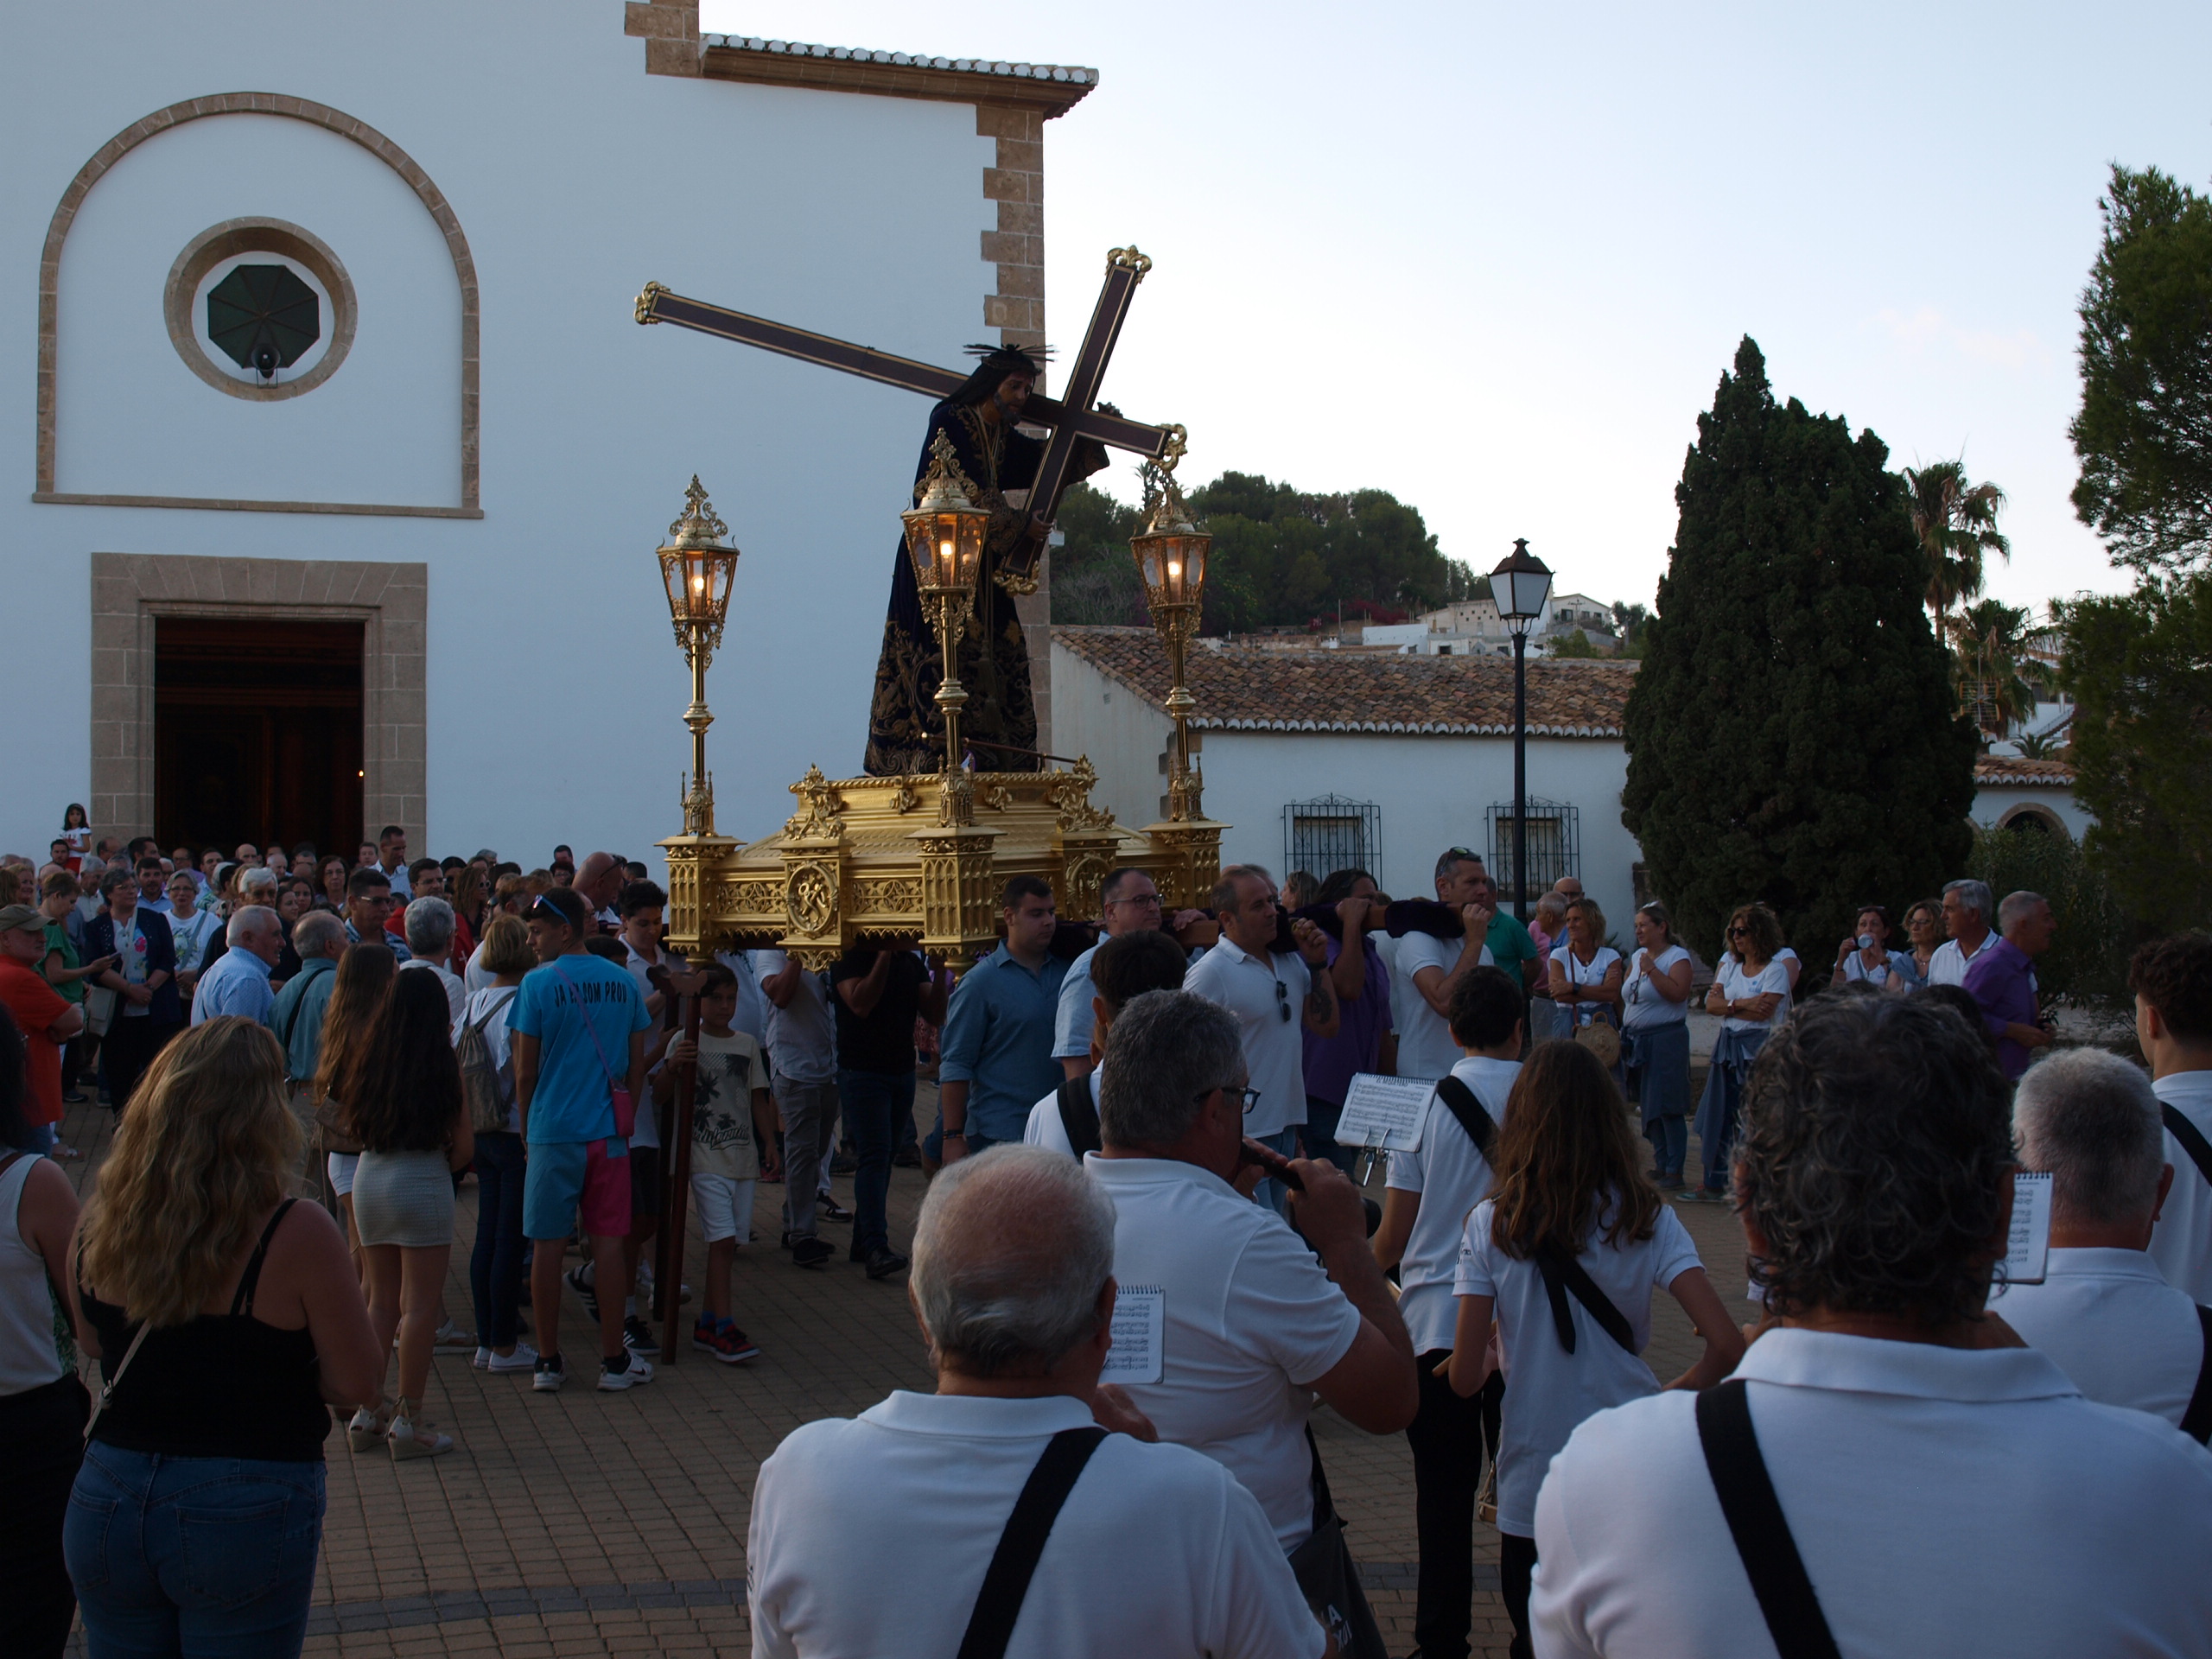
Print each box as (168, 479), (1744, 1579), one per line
(1943, 878), (1993, 924)
(292, 910), (346, 960)
(1434, 847), (1482, 886)
(910, 1145), (1116, 1376)
(1998, 890), (2048, 931)
(1098, 989), (1244, 1148)
(2013, 1048), (2164, 1227)
(239, 865), (279, 896)
(404, 895), (455, 956)
(226, 904), (279, 946)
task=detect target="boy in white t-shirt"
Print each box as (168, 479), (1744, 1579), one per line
(665, 964), (782, 1363)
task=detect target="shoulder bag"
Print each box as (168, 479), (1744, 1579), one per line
(1695, 1380), (1843, 1659)
(1529, 1245), (1637, 1356)
(1054, 1075), (1101, 1157)
(2184, 1305), (2212, 1446)
(1432, 1075), (1497, 1160)
(1286, 1429), (1389, 1659)
(551, 962), (637, 1138)
(2163, 1103), (2212, 1191)
(1564, 950), (1621, 1068)
(954, 1426), (1107, 1659)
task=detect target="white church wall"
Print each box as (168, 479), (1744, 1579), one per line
(1971, 784), (2094, 841)
(3, 0), (1015, 863)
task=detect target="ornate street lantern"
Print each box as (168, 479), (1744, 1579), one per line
(900, 433), (992, 798)
(657, 476), (741, 835)
(1131, 467), (1212, 820)
(1490, 537), (1554, 918)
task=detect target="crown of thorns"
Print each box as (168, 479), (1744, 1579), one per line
(963, 341), (1055, 363)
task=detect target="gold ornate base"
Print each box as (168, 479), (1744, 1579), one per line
(660, 758), (1224, 971)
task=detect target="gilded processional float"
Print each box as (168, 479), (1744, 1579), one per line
(636, 256), (1229, 972)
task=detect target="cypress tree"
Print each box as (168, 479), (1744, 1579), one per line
(1620, 339), (1976, 963)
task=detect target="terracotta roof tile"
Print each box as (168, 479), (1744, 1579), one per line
(1053, 626), (1637, 736)
(1973, 756), (2077, 786)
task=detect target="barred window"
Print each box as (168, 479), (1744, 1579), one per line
(1282, 796), (1381, 888)
(1485, 798), (1579, 901)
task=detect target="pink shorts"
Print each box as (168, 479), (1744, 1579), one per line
(523, 1137), (633, 1241)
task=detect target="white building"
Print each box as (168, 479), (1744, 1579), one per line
(3, 1), (1096, 863)
(1360, 591), (1620, 658)
(1051, 626), (2094, 930)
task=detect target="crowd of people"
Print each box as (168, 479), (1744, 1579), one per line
(2, 813), (2210, 1656)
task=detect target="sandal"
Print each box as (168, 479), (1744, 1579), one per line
(387, 1395), (454, 1461)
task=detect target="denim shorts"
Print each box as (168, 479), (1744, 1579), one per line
(67, 1443), (325, 1659)
(523, 1136), (630, 1240)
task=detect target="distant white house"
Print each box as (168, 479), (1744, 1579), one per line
(1050, 626), (2094, 932)
(1357, 592), (1620, 658)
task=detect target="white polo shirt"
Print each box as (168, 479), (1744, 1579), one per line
(748, 1391), (1320, 1659)
(1022, 1068), (1101, 1157)
(749, 949), (836, 1085)
(1532, 1327), (2212, 1658)
(1084, 1154), (1364, 1549)
(1185, 937), (1313, 1139)
(1992, 1248), (2205, 1428)
(2151, 1070), (2212, 1302)
(1924, 931), (1993, 988)
(1391, 931), (1494, 1081)
(1052, 940), (1102, 1061)
(1387, 1054), (1519, 1355)
(1455, 1196), (1702, 1536)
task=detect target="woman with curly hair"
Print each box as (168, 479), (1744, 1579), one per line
(67, 1018), (379, 1655)
(1446, 1040), (1742, 1659)
(342, 969), (473, 1460)
(311, 943), (397, 1281)
(1685, 902), (1789, 1205)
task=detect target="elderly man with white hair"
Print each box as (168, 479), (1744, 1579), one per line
(188, 904), (283, 1027)
(1994, 1047), (2211, 1436)
(1925, 877), (1997, 988)
(398, 895), (467, 1024)
(746, 1144), (1328, 1658)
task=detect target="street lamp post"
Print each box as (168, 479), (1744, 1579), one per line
(656, 476), (741, 836)
(899, 432), (992, 824)
(1491, 537), (1554, 921)
(1129, 468), (1212, 821)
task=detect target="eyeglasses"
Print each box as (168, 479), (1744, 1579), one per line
(1106, 891), (1163, 908)
(1199, 1084), (1266, 1116)
(1727, 925), (1749, 938)
(1273, 976), (1292, 1023)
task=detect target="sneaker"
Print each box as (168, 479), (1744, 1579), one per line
(533, 1354), (567, 1392)
(864, 1246), (909, 1281)
(830, 1150), (858, 1175)
(388, 1397), (454, 1460)
(487, 1342), (540, 1374)
(622, 1315), (660, 1357)
(817, 1198), (855, 1223)
(473, 1345), (493, 1369)
(433, 1319), (474, 1351)
(566, 1264), (599, 1323)
(598, 1351), (654, 1390)
(720, 1324), (761, 1363)
(1675, 1186), (1731, 1205)
(791, 1236), (834, 1268)
(1655, 1173), (1685, 1192)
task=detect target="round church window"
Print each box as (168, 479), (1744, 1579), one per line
(163, 218), (357, 402)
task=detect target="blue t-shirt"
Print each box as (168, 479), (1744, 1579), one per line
(509, 954), (650, 1144)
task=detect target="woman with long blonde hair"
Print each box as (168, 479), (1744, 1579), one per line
(1446, 1041), (1741, 1659)
(311, 942), (397, 1278)
(67, 1017), (379, 1656)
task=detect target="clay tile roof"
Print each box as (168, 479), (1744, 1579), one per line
(1053, 626), (1637, 736)
(1972, 756), (2078, 786)
(702, 35), (1099, 116)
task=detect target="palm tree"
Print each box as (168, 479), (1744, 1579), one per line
(1953, 599), (2040, 739)
(1904, 461), (2011, 648)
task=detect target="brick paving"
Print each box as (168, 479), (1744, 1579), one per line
(55, 1080), (1750, 1659)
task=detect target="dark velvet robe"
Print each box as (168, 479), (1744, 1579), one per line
(862, 401), (1103, 776)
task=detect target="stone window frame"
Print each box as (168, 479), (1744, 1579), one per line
(36, 92), (480, 518)
(163, 217), (359, 402)
(89, 553), (426, 851)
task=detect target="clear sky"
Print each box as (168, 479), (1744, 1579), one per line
(702, 1), (2212, 619)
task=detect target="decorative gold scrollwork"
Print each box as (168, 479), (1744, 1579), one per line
(992, 567), (1040, 597)
(891, 779), (921, 815)
(1049, 757), (1117, 833)
(982, 782), (1014, 813)
(1106, 246), (1154, 279)
(635, 281), (668, 325)
(785, 765), (844, 839)
(786, 866), (836, 936)
(1156, 423), (1188, 474)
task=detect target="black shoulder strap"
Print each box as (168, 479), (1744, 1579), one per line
(2163, 1103), (2212, 1190)
(1056, 1075), (1102, 1157)
(2183, 1306), (2212, 1447)
(956, 1426), (1109, 1659)
(1696, 1381), (1843, 1659)
(1432, 1075), (1496, 1161)
(230, 1198), (299, 1319)
(1531, 1247), (1637, 1355)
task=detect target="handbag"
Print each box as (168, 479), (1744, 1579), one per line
(83, 985), (116, 1037)
(1561, 948), (1621, 1066)
(553, 962), (636, 1138)
(1286, 1430), (1389, 1659)
(315, 1095), (363, 1156)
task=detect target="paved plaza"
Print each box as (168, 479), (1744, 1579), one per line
(55, 1081), (1741, 1659)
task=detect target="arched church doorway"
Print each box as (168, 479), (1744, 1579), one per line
(154, 616), (363, 856)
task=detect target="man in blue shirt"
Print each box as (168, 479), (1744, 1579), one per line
(189, 906), (281, 1027)
(934, 874), (1067, 1165)
(343, 867), (410, 962)
(271, 911), (346, 1081)
(512, 886), (652, 1395)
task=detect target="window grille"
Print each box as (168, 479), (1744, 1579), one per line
(1485, 798), (1579, 901)
(1282, 796), (1382, 888)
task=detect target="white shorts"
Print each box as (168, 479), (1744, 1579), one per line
(691, 1173), (757, 1244)
(327, 1150), (359, 1198)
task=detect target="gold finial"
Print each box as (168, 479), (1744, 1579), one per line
(1141, 462), (1200, 537)
(1107, 246), (1154, 279)
(669, 475), (730, 548)
(912, 431), (982, 512)
(1156, 423), (1188, 475)
(635, 281), (668, 325)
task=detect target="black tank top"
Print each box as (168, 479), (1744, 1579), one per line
(79, 1199), (331, 1462)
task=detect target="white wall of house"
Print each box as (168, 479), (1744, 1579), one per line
(1972, 784), (2094, 840)
(3, 0), (1003, 859)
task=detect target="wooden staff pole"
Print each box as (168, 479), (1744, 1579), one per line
(654, 985), (704, 1361)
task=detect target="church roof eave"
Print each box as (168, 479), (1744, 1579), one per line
(701, 35), (1099, 118)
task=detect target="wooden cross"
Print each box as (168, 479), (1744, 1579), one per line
(635, 246), (1182, 529)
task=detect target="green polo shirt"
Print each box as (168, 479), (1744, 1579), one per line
(1484, 911), (1540, 982)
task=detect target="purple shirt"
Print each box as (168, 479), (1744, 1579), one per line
(1962, 935), (2039, 1080)
(1301, 933), (1392, 1106)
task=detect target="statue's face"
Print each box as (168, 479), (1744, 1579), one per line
(993, 372), (1033, 419)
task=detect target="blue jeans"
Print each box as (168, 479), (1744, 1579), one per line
(67, 1444), (325, 1659)
(1301, 1095), (1358, 1177)
(1644, 1114), (1688, 1179)
(1250, 1124), (1300, 1215)
(839, 1067), (916, 1257)
(921, 1115), (999, 1166)
(471, 1130), (527, 1348)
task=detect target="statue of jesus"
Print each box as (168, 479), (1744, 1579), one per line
(862, 343), (1107, 777)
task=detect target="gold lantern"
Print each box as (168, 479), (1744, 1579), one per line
(1130, 468), (1212, 820)
(656, 476), (741, 835)
(899, 432), (991, 811)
